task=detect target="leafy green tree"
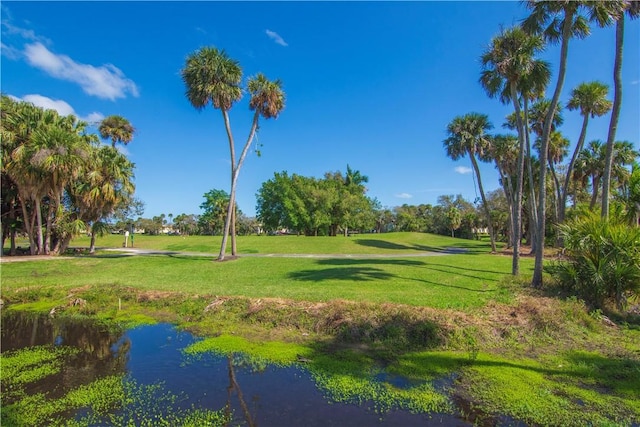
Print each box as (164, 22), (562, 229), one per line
(199, 189), (235, 235)
(444, 113), (497, 252)
(447, 206), (462, 238)
(256, 168), (374, 236)
(173, 213), (199, 235)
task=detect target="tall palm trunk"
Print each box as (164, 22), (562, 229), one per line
(219, 111), (261, 261)
(601, 17), (624, 219)
(549, 161), (562, 224)
(510, 81), (526, 276)
(497, 168), (514, 249)
(532, 10), (573, 288)
(35, 198), (45, 255)
(524, 98), (538, 255)
(560, 114), (590, 223)
(470, 154), (496, 253)
(218, 110), (236, 261)
(590, 175), (601, 209)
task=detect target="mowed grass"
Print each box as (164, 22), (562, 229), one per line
(1, 247), (529, 310)
(66, 232), (499, 255)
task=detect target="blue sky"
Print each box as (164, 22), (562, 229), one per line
(2, 2), (638, 218)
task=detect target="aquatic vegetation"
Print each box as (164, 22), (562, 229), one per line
(184, 333), (311, 366)
(2, 374), (228, 427)
(1, 345), (79, 402)
(462, 351), (640, 426)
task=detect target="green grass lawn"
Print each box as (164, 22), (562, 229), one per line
(63, 232), (499, 255)
(0, 252), (528, 309)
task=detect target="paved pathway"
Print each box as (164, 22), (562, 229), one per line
(1, 247), (468, 263)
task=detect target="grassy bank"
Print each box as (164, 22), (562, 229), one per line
(2, 233), (639, 425)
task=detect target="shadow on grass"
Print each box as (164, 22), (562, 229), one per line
(289, 267), (394, 282)
(355, 239), (488, 255)
(424, 262), (509, 276)
(317, 259), (426, 267)
(289, 258), (429, 282)
(289, 258), (495, 293)
(403, 276), (495, 293)
(399, 351), (640, 395)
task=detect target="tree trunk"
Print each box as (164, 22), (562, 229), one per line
(523, 97), (538, 255)
(510, 81), (526, 276)
(219, 110), (261, 261)
(218, 109), (237, 261)
(590, 176), (601, 209)
(89, 231), (97, 254)
(560, 115), (589, 223)
(19, 193), (36, 255)
(549, 160), (562, 226)
(532, 8), (573, 289)
(35, 198), (45, 255)
(470, 154), (496, 253)
(602, 17), (624, 219)
(52, 234), (73, 255)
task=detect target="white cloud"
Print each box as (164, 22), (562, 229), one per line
(395, 193), (413, 199)
(15, 93), (104, 123)
(1, 19), (50, 44)
(631, 80), (639, 86)
(24, 42), (139, 101)
(83, 112), (105, 123)
(454, 166), (473, 175)
(22, 94), (76, 116)
(1, 42), (21, 60)
(266, 29), (288, 47)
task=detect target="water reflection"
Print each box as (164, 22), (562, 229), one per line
(1, 311), (129, 401)
(1, 312), (470, 426)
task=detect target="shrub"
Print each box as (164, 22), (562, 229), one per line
(547, 213), (640, 310)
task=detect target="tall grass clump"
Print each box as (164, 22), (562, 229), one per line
(548, 213), (640, 310)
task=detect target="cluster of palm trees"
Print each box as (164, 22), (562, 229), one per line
(1, 95), (136, 255)
(444, 1), (639, 286)
(181, 47), (285, 261)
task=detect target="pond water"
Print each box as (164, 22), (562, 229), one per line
(1, 312), (476, 426)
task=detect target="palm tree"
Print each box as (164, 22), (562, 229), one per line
(522, 0), (623, 287)
(535, 130), (569, 223)
(504, 98), (561, 254)
(98, 115), (135, 148)
(575, 140), (606, 209)
(487, 134), (519, 247)
(223, 73), (285, 255)
(602, 1), (640, 218)
(444, 113), (497, 253)
(560, 81), (612, 222)
(181, 47), (243, 260)
(480, 26), (549, 274)
(181, 49), (284, 261)
(71, 145), (135, 254)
